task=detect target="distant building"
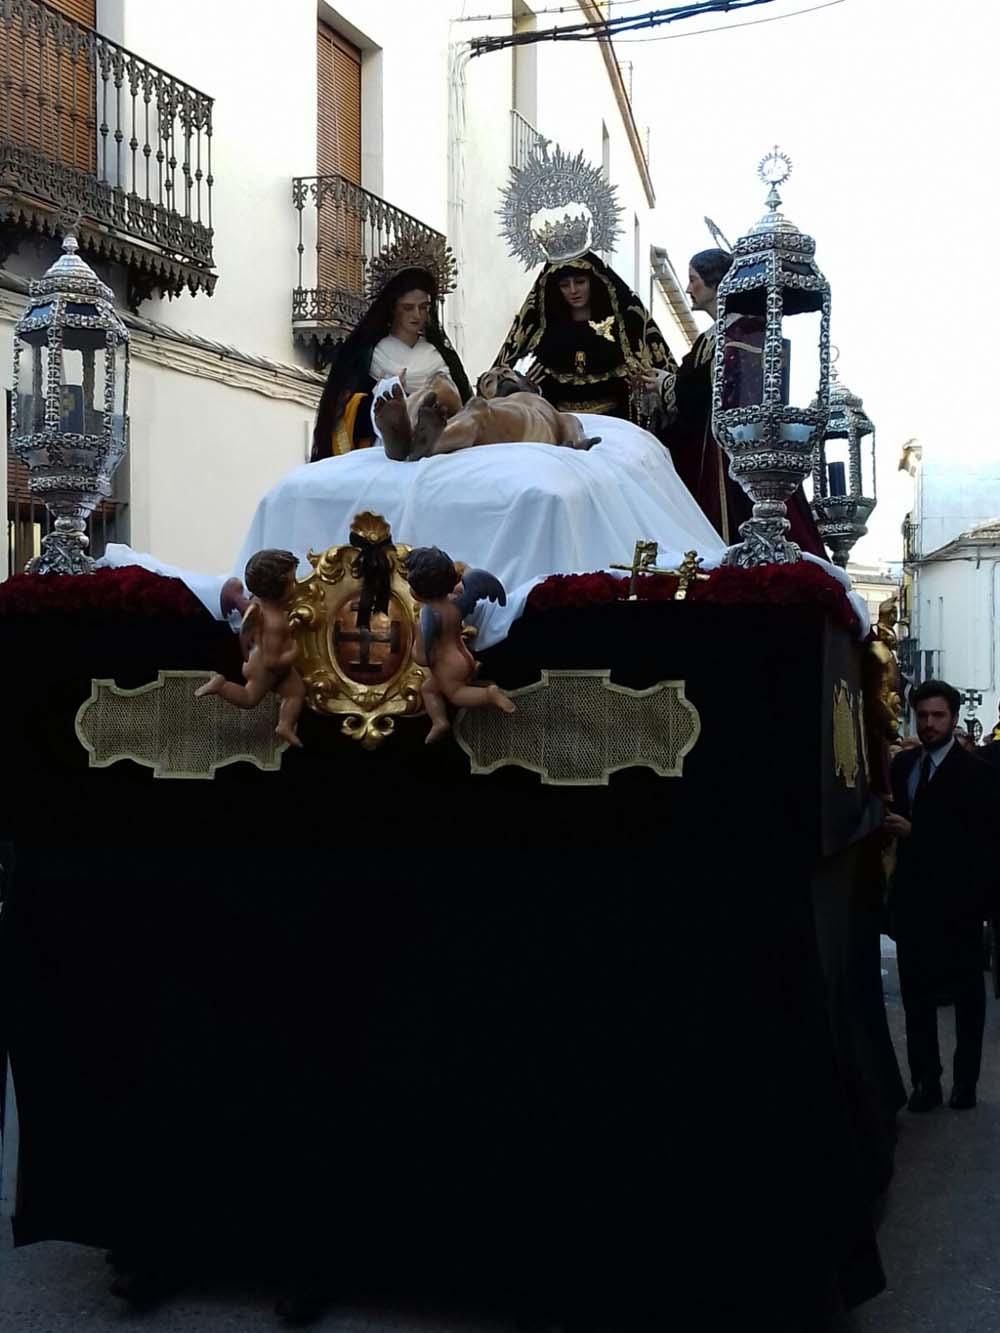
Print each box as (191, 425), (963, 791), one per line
(898, 436), (1000, 734)
(901, 519), (1000, 737)
(846, 561), (899, 627)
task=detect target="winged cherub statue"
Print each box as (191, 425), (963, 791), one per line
(196, 548), (305, 749)
(404, 546), (516, 744)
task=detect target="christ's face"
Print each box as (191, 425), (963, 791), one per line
(915, 697), (956, 749)
(557, 274), (591, 313)
(391, 289), (432, 340)
(687, 265), (714, 313)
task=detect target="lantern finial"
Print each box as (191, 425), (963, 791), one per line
(751, 146), (799, 237)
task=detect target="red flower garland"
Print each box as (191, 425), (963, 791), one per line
(0, 567), (210, 619)
(0, 562), (859, 634)
(526, 561), (860, 633)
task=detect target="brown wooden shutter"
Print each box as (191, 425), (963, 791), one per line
(317, 23), (362, 299)
(50, 0), (96, 26)
(0, 0), (96, 175)
(317, 23), (361, 182)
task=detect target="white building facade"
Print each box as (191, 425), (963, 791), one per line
(2, 0), (694, 579)
(899, 442), (1000, 736)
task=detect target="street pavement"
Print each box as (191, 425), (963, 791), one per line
(839, 950), (1000, 1333)
(4, 946), (1000, 1332)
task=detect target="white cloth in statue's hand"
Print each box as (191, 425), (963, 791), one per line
(369, 335), (447, 397)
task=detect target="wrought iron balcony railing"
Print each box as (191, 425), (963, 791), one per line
(0, 0), (215, 304)
(511, 108), (546, 171)
(292, 172), (445, 356)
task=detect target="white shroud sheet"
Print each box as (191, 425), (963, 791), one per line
(236, 415), (724, 590)
(103, 414), (869, 645)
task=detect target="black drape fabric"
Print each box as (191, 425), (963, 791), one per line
(0, 604), (885, 1326)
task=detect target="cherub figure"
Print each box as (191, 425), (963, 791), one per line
(196, 548), (305, 749)
(404, 546), (516, 744)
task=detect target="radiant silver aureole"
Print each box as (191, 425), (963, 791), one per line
(809, 354), (877, 567)
(497, 142), (623, 268)
(10, 234), (130, 574)
(712, 150), (832, 567)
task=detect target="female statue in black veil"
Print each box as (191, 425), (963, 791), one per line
(492, 250), (674, 423)
(311, 241), (472, 462)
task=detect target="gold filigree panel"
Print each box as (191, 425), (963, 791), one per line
(75, 672), (287, 779)
(454, 670), (700, 786)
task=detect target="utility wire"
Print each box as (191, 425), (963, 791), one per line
(469, 0), (779, 55)
(611, 0), (844, 40)
(456, 0), (651, 21)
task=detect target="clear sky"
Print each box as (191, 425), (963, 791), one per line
(620, 0), (1000, 565)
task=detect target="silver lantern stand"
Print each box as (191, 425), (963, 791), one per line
(712, 149), (831, 567)
(809, 352), (876, 568)
(10, 234), (130, 575)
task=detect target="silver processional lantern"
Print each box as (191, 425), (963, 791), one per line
(809, 350), (877, 568)
(10, 233), (130, 575)
(712, 148), (831, 566)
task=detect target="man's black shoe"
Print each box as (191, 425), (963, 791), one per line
(907, 1082), (943, 1112)
(949, 1084), (977, 1110)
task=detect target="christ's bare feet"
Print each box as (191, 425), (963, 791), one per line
(374, 380), (412, 460)
(411, 393), (449, 460)
(275, 722), (303, 749)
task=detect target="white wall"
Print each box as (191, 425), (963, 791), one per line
(126, 358), (315, 572)
(911, 552), (1000, 733)
(915, 458), (1000, 558)
(96, 0), (317, 367)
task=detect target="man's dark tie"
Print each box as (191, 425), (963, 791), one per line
(914, 750), (933, 802)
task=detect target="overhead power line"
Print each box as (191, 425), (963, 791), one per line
(469, 0), (779, 56)
(611, 0), (845, 41)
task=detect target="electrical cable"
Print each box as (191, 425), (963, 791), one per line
(469, 0), (780, 55)
(611, 0), (845, 41)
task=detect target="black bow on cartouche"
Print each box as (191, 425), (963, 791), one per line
(350, 531), (393, 629)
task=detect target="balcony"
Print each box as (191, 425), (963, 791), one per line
(0, 0), (215, 306)
(292, 172), (445, 360)
(511, 108), (545, 171)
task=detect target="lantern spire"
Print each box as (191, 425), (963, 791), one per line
(750, 146), (800, 238)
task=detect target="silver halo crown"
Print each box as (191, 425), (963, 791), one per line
(497, 142), (623, 269)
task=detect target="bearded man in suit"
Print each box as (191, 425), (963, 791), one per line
(886, 680), (1000, 1112)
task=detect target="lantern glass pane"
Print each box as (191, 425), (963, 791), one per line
(21, 302), (54, 342)
(785, 310), (822, 411)
(720, 315), (771, 410)
(823, 439), (851, 497)
(60, 348), (87, 434)
(61, 320), (107, 354)
(863, 429), (876, 498)
(112, 339), (127, 420)
(18, 341), (50, 434)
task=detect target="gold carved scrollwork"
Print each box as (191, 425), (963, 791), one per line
(833, 679), (861, 789)
(290, 511), (426, 749)
(866, 595), (902, 743)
